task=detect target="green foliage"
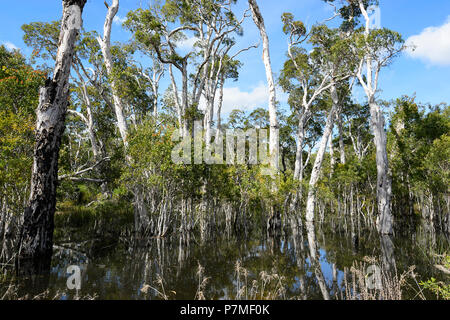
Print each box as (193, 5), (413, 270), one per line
(281, 13), (306, 38)
(389, 96), (449, 216)
(0, 45), (44, 214)
(420, 278), (450, 300)
(22, 21), (60, 65)
(353, 27), (404, 67)
(1, 1), (447, 254)
(124, 118), (204, 203)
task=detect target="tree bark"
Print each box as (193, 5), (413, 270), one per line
(305, 86), (338, 222)
(68, 69), (100, 159)
(17, 0), (87, 271)
(293, 115), (306, 181)
(356, 0), (394, 235)
(337, 111), (346, 164)
(248, 0), (279, 175)
(98, 0), (129, 146)
(370, 100), (393, 235)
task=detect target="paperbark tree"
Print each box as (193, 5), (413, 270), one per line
(280, 16), (335, 184)
(18, 0), (87, 269)
(98, 0), (129, 146)
(337, 111), (346, 164)
(353, 0), (405, 234)
(305, 85), (339, 222)
(302, 24), (356, 222)
(280, 18), (354, 216)
(137, 54), (164, 118)
(248, 0), (279, 175)
(125, 0), (247, 138)
(204, 49), (254, 150)
(69, 64), (101, 159)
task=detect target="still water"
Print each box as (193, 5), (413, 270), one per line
(29, 220), (448, 300)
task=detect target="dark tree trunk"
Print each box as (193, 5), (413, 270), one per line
(17, 0), (87, 275)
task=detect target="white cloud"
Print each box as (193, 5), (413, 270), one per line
(177, 36), (199, 52)
(221, 83), (271, 114)
(2, 41), (18, 51)
(113, 15), (127, 25)
(405, 16), (450, 66)
(199, 82), (288, 115)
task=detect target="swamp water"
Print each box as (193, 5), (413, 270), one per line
(3, 218), (449, 300)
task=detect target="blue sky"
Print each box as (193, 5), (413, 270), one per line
(1, 0), (450, 114)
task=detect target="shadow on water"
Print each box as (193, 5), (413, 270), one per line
(2, 215), (449, 300)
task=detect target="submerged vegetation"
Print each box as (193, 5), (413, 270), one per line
(0, 0), (448, 300)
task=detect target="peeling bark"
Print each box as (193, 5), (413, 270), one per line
(356, 0), (394, 235)
(337, 111), (346, 164)
(248, 0), (279, 175)
(17, 0), (87, 271)
(305, 85), (339, 222)
(98, 0), (129, 146)
(370, 100), (393, 235)
(293, 114), (307, 181)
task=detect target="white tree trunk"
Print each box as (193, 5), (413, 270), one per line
(357, 0), (394, 235)
(293, 114), (307, 181)
(98, 0), (128, 146)
(248, 0), (279, 174)
(216, 76), (225, 136)
(19, 0), (86, 265)
(70, 67), (101, 159)
(168, 64), (184, 136)
(305, 86), (339, 222)
(85, 103), (99, 158)
(329, 133), (335, 173)
(305, 222), (331, 300)
(337, 111), (346, 164)
(181, 62), (189, 137)
(68, 107), (99, 159)
(370, 100), (393, 235)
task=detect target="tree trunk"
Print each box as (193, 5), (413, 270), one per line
(98, 0), (129, 146)
(356, 0), (394, 235)
(305, 222), (330, 300)
(293, 115), (306, 181)
(69, 68), (101, 159)
(181, 61), (189, 137)
(17, 0), (86, 271)
(248, 0), (279, 175)
(329, 131), (335, 174)
(305, 87), (338, 222)
(290, 111), (310, 213)
(216, 76), (225, 136)
(338, 111), (346, 164)
(370, 100), (393, 235)
(204, 95), (214, 150)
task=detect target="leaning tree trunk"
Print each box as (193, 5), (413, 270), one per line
(17, 0), (86, 272)
(370, 100), (393, 235)
(248, 0), (279, 175)
(248, 0), (281, 235)
(98, 0), (129, 146)
(293, 114), (306, 181)
(305, 222), (331, 300)
(337, 111), (346, 164)
(305, 86), (338, 222)
(289, 112), (307, 214)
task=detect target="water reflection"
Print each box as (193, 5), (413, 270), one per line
(2, 219), (448, 300)
(305, 222), (330, 300)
